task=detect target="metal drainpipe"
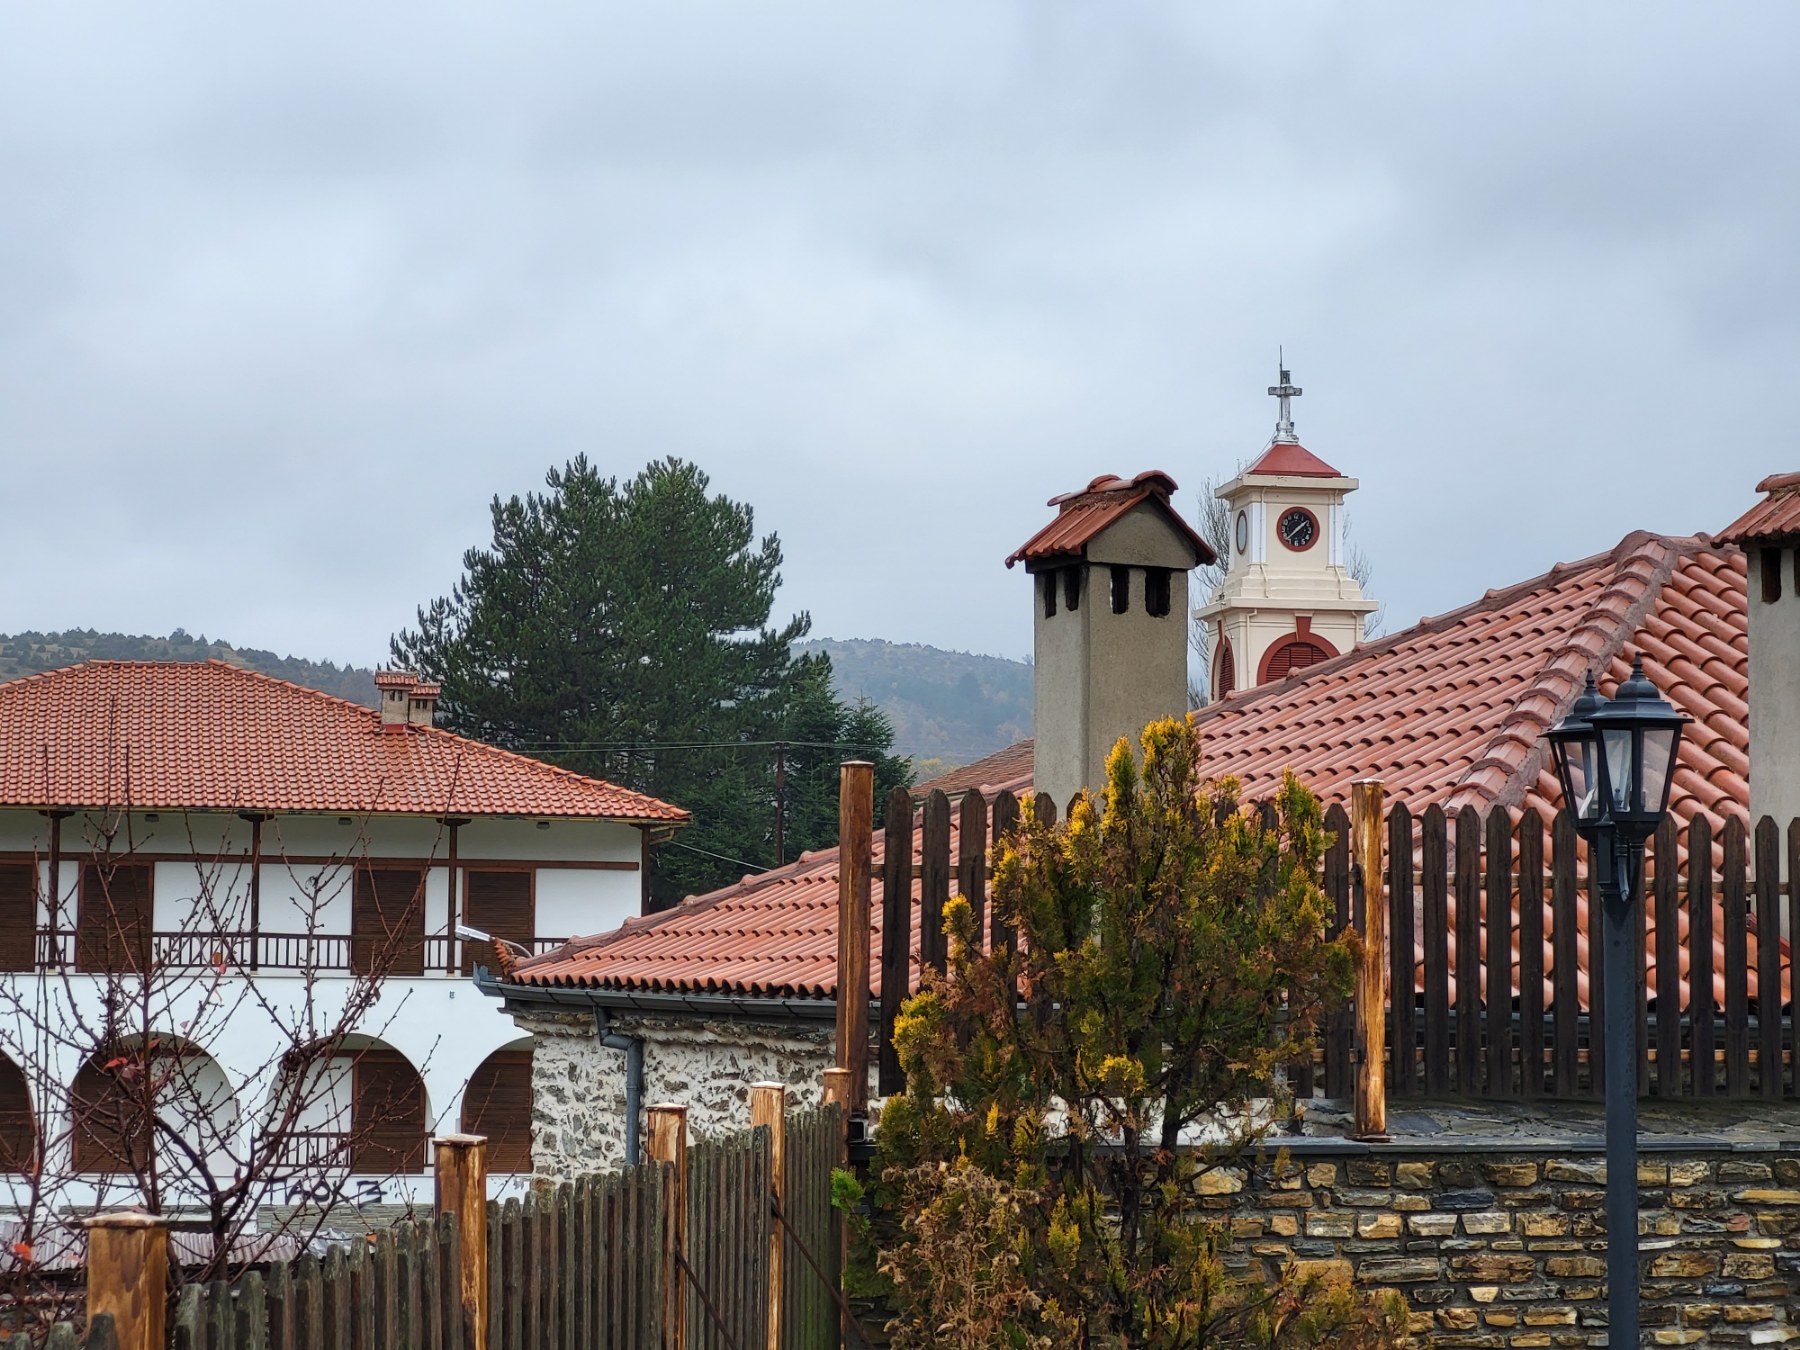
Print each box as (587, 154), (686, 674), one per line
(594, 1009), (644, 1166)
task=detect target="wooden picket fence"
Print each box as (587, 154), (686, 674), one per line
(65, 1099), (846, 1350)
(873, 784), (1800, 1105)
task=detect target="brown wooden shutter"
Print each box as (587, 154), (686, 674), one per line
(75, 863), (152, 974)
(1216, 640), (1236, 699)
(0, 1056), (33, 1173)
(71, 1054), (149, 1174)
(350, 1049), (425, 1174)
(352, 869), (426, 976)
(1266, 640), (1328, 682)
(0, 864), (35, 972)
(460, 1049), (533, 1173)
(462, 871), (534, 975)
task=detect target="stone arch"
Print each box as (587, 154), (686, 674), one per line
(460, 1039), (535, 1175)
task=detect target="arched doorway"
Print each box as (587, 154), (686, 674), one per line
(0, 1054), (34, 1172)
(70, 1039), (240, 1176)
(461, 1043), (534, 1174)
(263, 1038), (430, 1177)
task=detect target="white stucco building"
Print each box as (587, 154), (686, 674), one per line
(0, 660), (685, 1220)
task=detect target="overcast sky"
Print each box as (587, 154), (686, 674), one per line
(2, 4), (1794, 670)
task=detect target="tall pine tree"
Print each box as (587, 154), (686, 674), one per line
(392, 455), (908, 906)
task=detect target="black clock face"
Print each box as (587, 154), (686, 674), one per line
(1278, 508), (1318, 551)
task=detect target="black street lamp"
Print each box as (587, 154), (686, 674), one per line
(1545, 656), (1688, 1349)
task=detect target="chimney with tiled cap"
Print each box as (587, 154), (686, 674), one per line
(1719, 472), (1800, 826)
(374, 670), (419, 733)
(408, 681), (440, 728)
(1006, 470), (1215, 808)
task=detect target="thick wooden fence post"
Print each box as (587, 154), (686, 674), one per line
(434, 1133), (489, 1350)
(648, 1104), (689, 1350)
(85, 1214), (168, 1350)
(837, 761), (874, 1113)
(751, 1084), (786, 1350)
(1352, 781), (1387, 1138)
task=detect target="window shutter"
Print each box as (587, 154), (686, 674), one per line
(462, 871), (534, 975)
(0, 864), (34, 972)
(71, 1055), (149, 1174)
(0, 1056), (33, 1173)
(353, 869), (426, 976)
(1266, 640), (1329, 682)
(1216, 641), (1236, 699)
(76, 864), (152, 974)
(351, 1049), (425, 1174)
(460, 1049), (533, 1173)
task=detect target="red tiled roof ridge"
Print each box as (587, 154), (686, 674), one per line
(1443, 532), (1689, 813)
(1194, 530), (1711, 728)
(0, 659), (689, 822)
(1755, 472), (1800, 495)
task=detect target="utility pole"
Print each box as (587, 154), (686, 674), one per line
(773, 742), (787, 867)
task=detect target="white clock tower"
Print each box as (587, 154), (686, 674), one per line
(1194, 367), (1378, 696)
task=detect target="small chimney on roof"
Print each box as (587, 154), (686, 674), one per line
(408, 682), (441, 728)
(1720, 472), (1800, 826)
(374, 670), (419, 732)
(1006, 470), (1212, 808)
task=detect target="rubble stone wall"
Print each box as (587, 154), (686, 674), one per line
(520, 1010), (832, 1182)
(1223, 1146), (1800, 1348)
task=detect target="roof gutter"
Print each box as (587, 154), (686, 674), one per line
(472, 967), (840, 1023)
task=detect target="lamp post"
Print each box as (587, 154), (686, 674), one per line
(1545, 656), (1688, 1349)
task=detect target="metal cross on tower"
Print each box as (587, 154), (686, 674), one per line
(1268, 359), (1302, 444)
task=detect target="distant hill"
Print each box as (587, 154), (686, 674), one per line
(798, 638), (1031, 773)
(0, 630), (377, 706)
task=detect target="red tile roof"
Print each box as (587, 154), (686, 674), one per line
(515, 531), (1752, 1002)
(0, 661), (688, 823)
(1241, 440), (1344, 479)
(1718, 471), (1800, 545)
(1004, 470), (1215, 570)
(912, 740), (1036, 800)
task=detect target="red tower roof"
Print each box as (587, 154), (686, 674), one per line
(1242, 440), (1344, 479)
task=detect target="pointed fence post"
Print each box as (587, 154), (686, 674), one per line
(647, 1104), (689, 1350)
(1352, 780), (1389, 1139)
(433, 1133), (489, 1350)
(85, 1213), (169, 1350)
(836, 762), (874, 1113)
(750, 1083), (786, 1350)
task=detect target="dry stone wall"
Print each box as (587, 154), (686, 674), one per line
(1221, 1146), (1800, 1348)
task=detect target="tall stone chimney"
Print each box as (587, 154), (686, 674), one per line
(1720, 472), (1800, 826)
(1006, 471), (1214, 809)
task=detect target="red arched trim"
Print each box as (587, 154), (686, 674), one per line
(1215, 637), (1236, 699)
(1256, 632), (1340, 685)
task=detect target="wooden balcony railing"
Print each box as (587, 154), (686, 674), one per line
(26, 932), (569, 976)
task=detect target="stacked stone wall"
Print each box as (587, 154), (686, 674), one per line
(1219, 1147), (1800, 1348)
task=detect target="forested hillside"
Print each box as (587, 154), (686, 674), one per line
(0, 630), (377, 705)
(797, 638), (1030, 772)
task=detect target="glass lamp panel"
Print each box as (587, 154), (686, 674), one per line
(1641, 726), (1679, 815)
(1556, 736), (1597, 823)
(1602, 726), (1635, 815)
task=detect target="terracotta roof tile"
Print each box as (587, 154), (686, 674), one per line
(517, 531), (1751, 1005)
(1719, 472), (1800, 544)
(1004, 470), (1214, 570)
(912, 740), (1035, 800)
(1241, 440), (1344, 479)
(0, 661), (687, 823)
